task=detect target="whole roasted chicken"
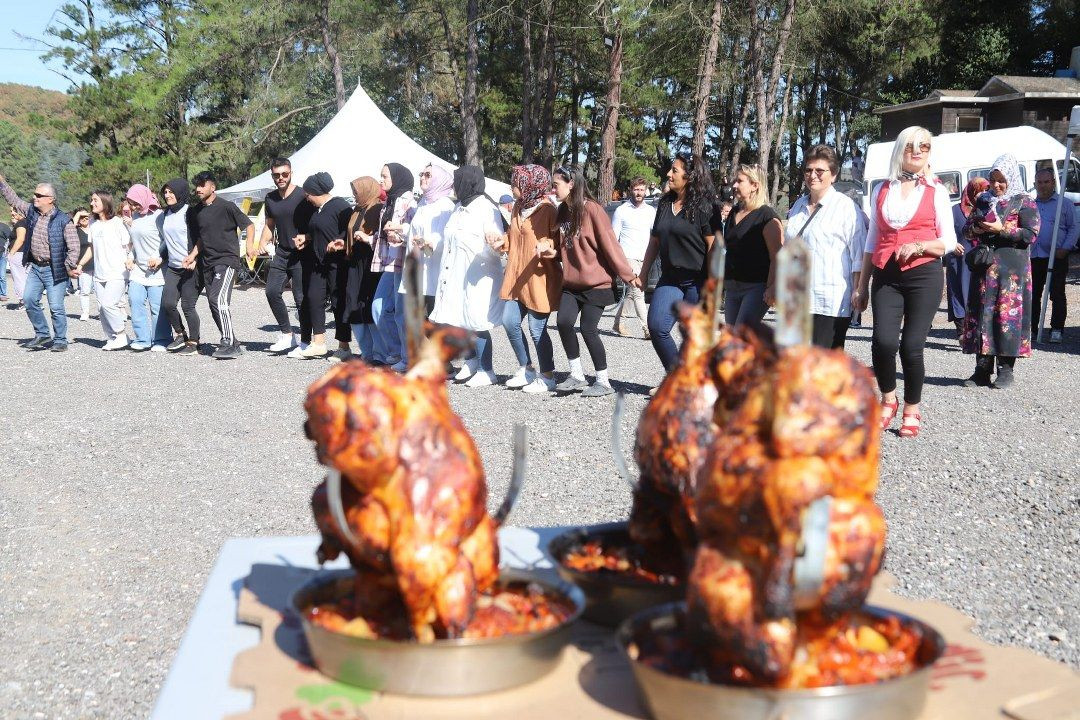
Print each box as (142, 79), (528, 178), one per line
(305, 324), (502, 642)
(629, 292), (775, 573)
(688, 345), (886, 683)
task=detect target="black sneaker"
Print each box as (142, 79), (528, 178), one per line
(993, 367), (1015, 389)
(50, 342), (68, 353)
(166, 337), (188, 352)
(25, 336), (50, 350)
(213, 342), (243, 360)
(176, 342), (200, 356)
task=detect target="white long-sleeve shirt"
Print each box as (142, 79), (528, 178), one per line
(864, 179), (957, 254)
(610, 199), (656, 261)
(430, 196), (505, 332)
(786, 187), (867, 317)
(89, 216), (131, 282)
(400, 196), (456, 297)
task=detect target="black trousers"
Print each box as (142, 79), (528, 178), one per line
(265, 249), (307, 341)
(557, 290), (609, 371)
(1031, 256), (1068, 331)
(811, 313), (852, 350)
(201, 264), (237, 345)
(870, 258), (943, 404)
(162, 265), (202, 341)
(301, 259), (351, 342)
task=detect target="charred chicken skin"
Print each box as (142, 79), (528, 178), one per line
(629, 301), (775, 572)
(306, 325), (500, 642)
(688, 346), (885, 683)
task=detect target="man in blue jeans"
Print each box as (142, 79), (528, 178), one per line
(0, 173), (81, 351)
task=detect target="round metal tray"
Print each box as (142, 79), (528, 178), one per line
(291, 568), (585, 696)
(548, 521), (685, 628)
(616, 602), (945, 720)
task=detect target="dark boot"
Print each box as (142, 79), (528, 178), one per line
(994, 357), (1015, 389)
(964, 354), (993, 387)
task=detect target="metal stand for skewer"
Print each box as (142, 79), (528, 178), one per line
(1036, 105), (1080, 344)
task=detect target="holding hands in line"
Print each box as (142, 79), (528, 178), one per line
(535, 238), (556, 260)
(326, 238), (345, 253)
(294, 233), (307, 250)
(485, 232), (506, 253)
(353, 229), (373, 245)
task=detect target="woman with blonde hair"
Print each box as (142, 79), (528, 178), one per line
(722, 163), (782, 325)
(853, 126), (956, 438)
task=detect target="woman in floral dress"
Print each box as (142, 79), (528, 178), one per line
(961, 153), (1040, 389)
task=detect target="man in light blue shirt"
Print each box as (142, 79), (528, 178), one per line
(1031, 169), (1079, 343)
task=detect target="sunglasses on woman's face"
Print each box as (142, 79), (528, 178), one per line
(904, 142), (931, 154)
(804, 167), (829, 178)
(419, 171), (431, 179)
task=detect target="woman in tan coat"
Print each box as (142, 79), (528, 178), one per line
(493, 164), (563, 393)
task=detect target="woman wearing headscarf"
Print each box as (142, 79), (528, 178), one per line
(960, 153), (1039, 389)
(430, 165), (506, 387)
(370, 162), (416, 371)
(122, 184), (167, 351)
(156, 179), (200, 354)
(853, 125), (956, 438)
(945, 178), (988, 338)
(344, 176), (387, 362)
(399, 163), (455, 316)
(491, 164), (561, 392)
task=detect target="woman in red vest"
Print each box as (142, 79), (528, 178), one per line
(852, 126), (957, 438)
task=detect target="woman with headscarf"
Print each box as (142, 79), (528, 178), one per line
(491, 164), (561, 392)
(122, 184), (167, 351)
(399, 163), (455, 316)
(156, 179), (200, 355)
(430, 166), (506, 387)
(344, 176), (386, 362)
(853, 125), (956, 438)
(370, 162), (416, 371)
(960, 153), (1039, 389)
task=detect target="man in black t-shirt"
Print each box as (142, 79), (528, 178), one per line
(183, 170), (255, 359)
(250, 157), (315, 353)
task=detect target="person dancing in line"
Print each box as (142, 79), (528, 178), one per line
(400, 163), (454, 320)
(430, 166), (506, 387)
(344, 176), (386, 363)
(82, 190), (132, 351)
(946, 177), (989, 339)
(723, 163), (782, 326)
(370, 162), (416, 371)
(70, 209), (93, 321)
(254, 157), (315, 353)
(182, 170), (255, 360)
(550, 165), (638, 397)
(157, 179), (201, 355)
(492, 164), (561, 393)
(958, 153), (1040, 389)
(636, 153), (718, 372)
(122, 184), (169, 351)
(289, 172), (351, 359)
(611, 176), (655, 340)
(852, 126), (957, 437)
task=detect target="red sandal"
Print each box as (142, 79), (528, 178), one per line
(899, 411), (922, 438)
(880, 399), (899, 430)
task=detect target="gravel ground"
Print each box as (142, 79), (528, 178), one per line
(0, 275), (1077, 719)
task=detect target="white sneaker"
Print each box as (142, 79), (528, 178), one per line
(286, 345), (307, 359)
(454, 359), (479, 381)
(300, 343), (329, 358)
(522, 376), (556, 394)
(268, 333), (295, 352)
(465, 370), (496, 387)
(150, 344), (167, 353)
(103, 336), (129, 351)
(505, 366), (535, 388)
(1049, 330), (1063, 344)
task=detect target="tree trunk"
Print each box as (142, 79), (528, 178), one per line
(462, 0), (482, 166)
(692, 0), (724, 157)
(537, 0), (558, 166)
(569, 48), (580, 162)
(729, 26), (762, 174)
(597, 28), (623, 204)
(753, 0), (796, 174)
(770, 66), (792, 204)
(521, 5), (535, 162)
(318, 0), (346, 110)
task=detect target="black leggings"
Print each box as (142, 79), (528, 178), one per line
(301, 259), (351, 342)
(162, 265), (201, 341)
(870, 258), (943, 404)
(556, 291), (608, 371)
(265, 249), (306, 340)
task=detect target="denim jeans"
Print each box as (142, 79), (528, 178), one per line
(647, 277), (702, 371)
(474, 330), (493, 372)
(351, 322), (388, 362)
(24, 263), (69, 343)
(0, 252), (8, 297)
(501, 300), (554, 373)
(129, 281), (167, 346)
(723, 279), (768, 326)
(371, 270), (402, 361)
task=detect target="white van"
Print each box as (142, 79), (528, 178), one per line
(863, 126), (1080, 223)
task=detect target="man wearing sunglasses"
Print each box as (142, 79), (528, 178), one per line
(251, 158), (315, 353)
(0, 172), (81, 351)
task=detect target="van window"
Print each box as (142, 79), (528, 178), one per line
(936, 171), (961, 200)
(969, 166), (1028, 191)
(1055, 158), (1080, 193)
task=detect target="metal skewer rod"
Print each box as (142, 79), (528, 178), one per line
(403, 247), (425, 370)
(705, 236), (727, 344)
(774, 232), (813, 348)
(610, 393), (637, 490)
(326, 467), (360, 547)
(494, 424), (528, 525)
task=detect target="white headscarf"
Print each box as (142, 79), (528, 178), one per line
(990, 153), (1025, 202)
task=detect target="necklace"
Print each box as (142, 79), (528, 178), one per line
(899, 170), (923, 182)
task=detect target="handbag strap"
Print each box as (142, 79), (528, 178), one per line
(795, 198), (824, 239)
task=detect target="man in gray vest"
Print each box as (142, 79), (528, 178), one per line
(0, 173), (81, 351)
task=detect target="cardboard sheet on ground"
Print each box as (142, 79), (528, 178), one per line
(227, 565), (1079, 720)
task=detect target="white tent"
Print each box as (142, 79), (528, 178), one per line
(219, 84), (510, 202)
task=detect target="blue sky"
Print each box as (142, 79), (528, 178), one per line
(0, 3), (79, 92)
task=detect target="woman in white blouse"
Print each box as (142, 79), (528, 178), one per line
(852, 126), (957, 439)
(783, 144), (866, 348)
(430, 166), (506, 387)
(400, 163), (455, 316)
(79, 191), (132, 350)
